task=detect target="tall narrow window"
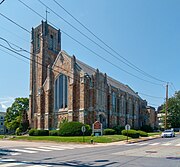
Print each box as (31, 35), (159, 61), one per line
(54, 74), (68, 111)
(49, 35), (54, 50)
(37, 34), (40, 48)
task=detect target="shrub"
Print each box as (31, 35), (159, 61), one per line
(28, 129), (49, 136)
(137, 130), (148, 137)
(121, 129), (140, 138)
(112, 126), (124, 134)
(49, 130), (59, 136)
(140, 125), (153, 132)
(15, 127), (21, 136)
(59, 122), (92, 136)
(103, 128), (115, 135)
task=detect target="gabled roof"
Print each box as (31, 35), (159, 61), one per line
(76, 56), (140, 99)
(53, 50), (141, 99)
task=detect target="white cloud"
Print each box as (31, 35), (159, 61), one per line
(0, 97), (15, 112)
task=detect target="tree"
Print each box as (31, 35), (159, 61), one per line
(160, 91), (180, 128)
(5, 97), (29, 133)
(167, 91), (180, 128)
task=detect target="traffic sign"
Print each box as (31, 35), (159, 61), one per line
(125, 124), (131, 130)
(81, 125), (86, 133)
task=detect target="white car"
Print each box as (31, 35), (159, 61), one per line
(161, 129), (175, 138)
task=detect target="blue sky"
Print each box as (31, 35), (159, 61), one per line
(0, 0), (179, 111)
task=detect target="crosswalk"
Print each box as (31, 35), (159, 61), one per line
(0, 159), (52, 167)
(125, 142), (180, 147)
(0, 144), (93, 157)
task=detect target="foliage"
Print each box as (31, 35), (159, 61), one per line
(103, 128), (116, 135)
(166, 91), (180, 128)
(28, 129), (49, 136)
(121, 129), (140, 138)
(49, 130), (59, 136)
(59, 122), (91, 136)
(140, 125), (153, 132)
(5, 97), (29, 132)
(15, 127), (21, 136)
(112, 125), (124, 134)
(137, 130), (148, 137)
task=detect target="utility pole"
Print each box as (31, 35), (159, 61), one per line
(165, 83), (168, 129)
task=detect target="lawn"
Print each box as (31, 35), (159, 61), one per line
(11, 135), (129, 143)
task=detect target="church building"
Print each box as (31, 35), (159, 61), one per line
(29, 21), (147, 130)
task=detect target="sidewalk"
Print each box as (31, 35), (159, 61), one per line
(94, 134), (161, 146)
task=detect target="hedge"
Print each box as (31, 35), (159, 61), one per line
(137, 130), (148, 137)
(29, 129), (49, 136)
(59, 122), (92, 136)
(103, 128), (116, 135)
(121, 129), (140, 138)
(112, 126), (124, 134)
(49, 130), (59, 136)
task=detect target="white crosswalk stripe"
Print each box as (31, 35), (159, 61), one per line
(50, 146), (74, 149)
(162, 143), (171, 146)
(0, 162), (23, 166)
(39, 146), (64, 150)
(175, 143), (180, 146)
(12, 149), (37, 154)
(26, 148), (52, 152)
(149, 143), (160, 146)
(138, 142), (149, 146)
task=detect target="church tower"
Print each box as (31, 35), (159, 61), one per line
(29, 21), (61, 129)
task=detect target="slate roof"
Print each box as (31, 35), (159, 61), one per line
(76, 58), (141, 99)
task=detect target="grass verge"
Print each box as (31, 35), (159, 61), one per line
(10, 135), (130, 143)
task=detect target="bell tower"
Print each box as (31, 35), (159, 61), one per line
(29, 21), (61, 129)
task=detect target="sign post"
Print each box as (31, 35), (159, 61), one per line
(81, 125), (86, 142)
(125, 124), (131, 142)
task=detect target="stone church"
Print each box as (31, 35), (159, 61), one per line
(29, 21), (147, 130)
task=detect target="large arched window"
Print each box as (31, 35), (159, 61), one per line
(54, 74), (68, 111)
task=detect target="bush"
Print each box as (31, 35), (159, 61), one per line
(137, 130), (148, 137)
(103, 128), (115, 135)
(121, 129), (140, 138)
(15, 127), (21, 136)
(49, 130), (59, 136)
(112, 126), (124, 134)
(140, 125), (153, 132)
(28, 129), (49, 136)
(59, 122), (92, 136)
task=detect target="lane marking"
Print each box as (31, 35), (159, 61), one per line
(138, 143), (149, 146)
(50, 146), (74, 149)
(26, 148), (52, 152)
(175, 143), (180, 146)
(162, 143), (171, 146)
(39, 146), (64, 150)
(12, 149), (37, 154)
(0, 162), (23, 166)
(149, 143), (159, 146)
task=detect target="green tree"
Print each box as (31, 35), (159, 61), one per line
(161, 91), (180, 128)
(5, 97), (29, 133)
(167, 91), (180, 128)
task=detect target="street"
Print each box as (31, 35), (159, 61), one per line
(0, 135), (180, 167)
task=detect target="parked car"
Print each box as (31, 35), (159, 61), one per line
(161, 129), (175, 138)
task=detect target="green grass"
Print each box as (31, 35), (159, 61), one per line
(0, 135), (4, 139)
(10, 135), (130, 143)
(148, 132), (161, 136)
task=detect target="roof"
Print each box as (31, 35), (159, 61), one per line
(53, 50), (141, 99)
(76, 56), (140, 99)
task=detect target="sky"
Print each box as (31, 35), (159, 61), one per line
(0, 0), (179, 112)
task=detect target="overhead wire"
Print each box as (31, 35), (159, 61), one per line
(16, 0), (163, 86)
(47, 0), (167, 84)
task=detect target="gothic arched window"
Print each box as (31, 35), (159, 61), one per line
(54, 74), (68, 111)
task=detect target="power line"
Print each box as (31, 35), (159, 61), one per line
(51, 0), (167, 84)
(0, 12), (30, 33)
(138, 92), (164, 99)
(0, 0), (5, 5)
(15, 1), (163, 86)
(0, 36), (164, 109)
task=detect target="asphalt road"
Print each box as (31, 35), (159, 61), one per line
(0, 135), (180, 167)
